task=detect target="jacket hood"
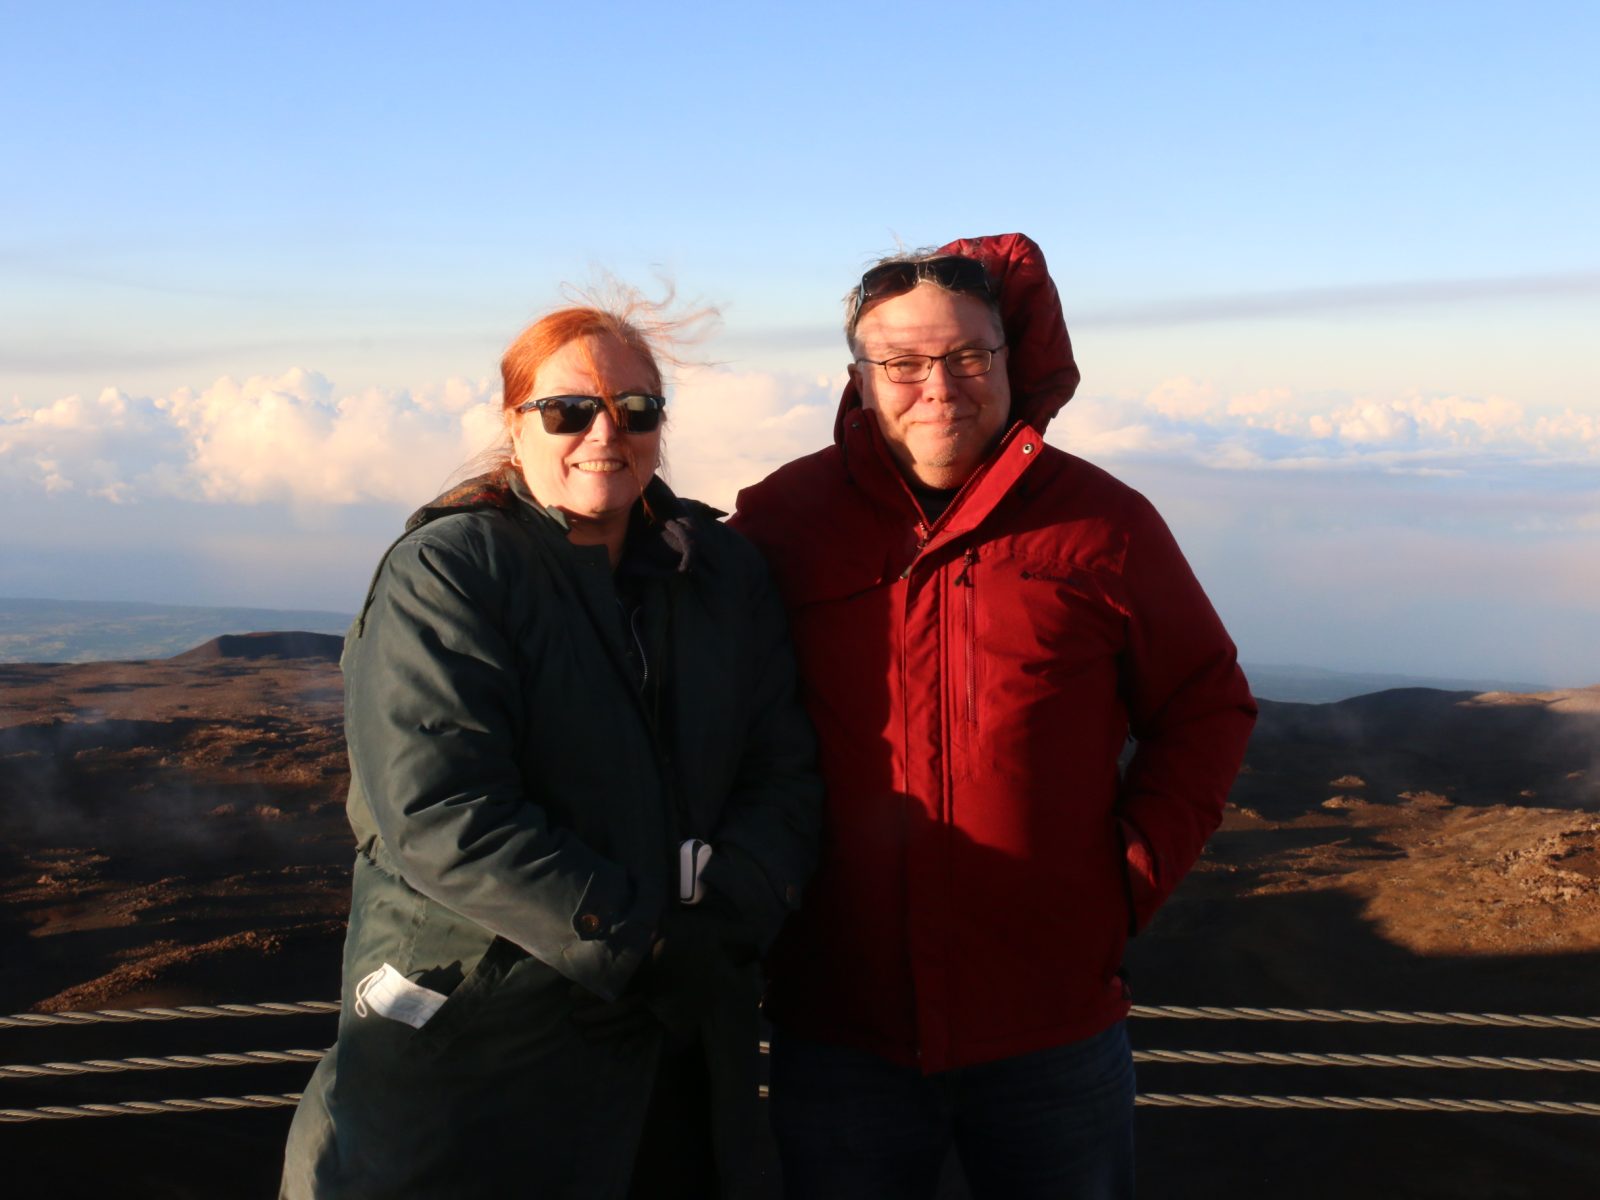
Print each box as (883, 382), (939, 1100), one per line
(833, 231), (1079, 444)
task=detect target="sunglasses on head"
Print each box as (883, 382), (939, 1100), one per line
(855, 255), (995, 316)
(514, 392), (666, 435)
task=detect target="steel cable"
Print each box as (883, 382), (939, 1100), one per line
(0, 1002), (338, 1031)
(1130, 1005), (1600, 1030)
(0, 1048), (328, 1081)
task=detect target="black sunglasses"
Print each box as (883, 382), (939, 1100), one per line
(514, 392), (666, 435)
(855, 255), (995, 316)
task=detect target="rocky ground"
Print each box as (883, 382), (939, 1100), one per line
(1, 639), (1597, 1198)
(0, 635), (352, 1017)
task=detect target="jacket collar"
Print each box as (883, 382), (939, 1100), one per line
(404, 473), (515, 532)
(839, 408), (1047, 556)
(406, 469), (699, 576)
(621, 480), (698, 579)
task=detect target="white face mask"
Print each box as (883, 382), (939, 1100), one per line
(353, 963), (447, 1029)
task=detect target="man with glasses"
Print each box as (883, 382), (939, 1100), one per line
(731, 233), (1256, 1198)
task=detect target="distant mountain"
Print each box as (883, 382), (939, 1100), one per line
(173, 631), (345, 663)
(0, 597), (352, 663)
(0, 597), (1563, 696)
(1240, 661), (1551, 703)
(1238, 684), (1600, 816)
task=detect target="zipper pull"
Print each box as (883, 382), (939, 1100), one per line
(901, 522), (934, 580)
(953, 547), (977, 587)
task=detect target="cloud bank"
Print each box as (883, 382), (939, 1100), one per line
(3, 368), (1595, 514)
(0, 367), (841, 514)
(1053, 378), (1598, 483)
(2, 370), (500, 508)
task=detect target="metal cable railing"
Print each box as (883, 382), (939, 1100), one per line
(4, 999), (1598, 1123)
(3, 1094), (305, 1123)
(0, 1048), (330, 1082)
(1128, 1004), (1600, 1031)
(0, 1002), (338, 1031)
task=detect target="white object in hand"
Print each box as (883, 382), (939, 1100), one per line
(679, 839), (713, 905)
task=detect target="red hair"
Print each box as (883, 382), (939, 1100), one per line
(500, 307), (664, 417)
(455, 280), (717, 490)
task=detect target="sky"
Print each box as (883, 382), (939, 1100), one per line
(3, 0), (1597, 683)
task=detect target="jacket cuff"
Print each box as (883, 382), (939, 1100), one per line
(550, 870), (655, 1002)
(698, 842), (799, 954)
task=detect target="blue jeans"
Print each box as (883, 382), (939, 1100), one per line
(769, 1022), (1135, 1200)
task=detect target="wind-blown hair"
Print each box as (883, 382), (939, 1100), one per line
(843, 246), (1004, 352)
(456, 279), (717, 487)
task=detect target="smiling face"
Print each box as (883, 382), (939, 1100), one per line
(849, 283), (1010, 489)
(508, 334), (662, 535)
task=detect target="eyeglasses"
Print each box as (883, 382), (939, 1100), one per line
(514, 392), (666, 435)
(853, 345), (1006, 384)
(850, 255), (995, 331)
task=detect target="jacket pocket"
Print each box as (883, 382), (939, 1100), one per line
(402, 935), (528, 1058)
(1116, 816), (1161, 936)
(353, 963), (448, 1029)
(999, 556), (1126, 681)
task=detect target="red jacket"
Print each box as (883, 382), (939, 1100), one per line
(731, 233), (1256, 1073)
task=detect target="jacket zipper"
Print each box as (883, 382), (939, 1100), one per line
(634, 584), (693, 844)
(900, 522), (932, 580)
(628, 604), (649, 694)
(954, 548), (977, 725)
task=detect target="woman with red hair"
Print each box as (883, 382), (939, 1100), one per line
(281, 293), (821, 1199)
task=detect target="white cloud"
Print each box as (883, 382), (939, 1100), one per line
(1146, 376), (1218, 420)
(0, 365), (839, 515)
(1226, 387), (1292, 418)
(659, 366), (837, 511)
(38, 457), (71, 494)
(1324, 399), (1417, 444)
(1531, 408), (1600, 448)
(1052, 377), (1599, 473)
(3, 370), (499, 507)
(2, 386), (185, 500)
(156, 369), (503, 505)
(1411, 394), (1525, 439)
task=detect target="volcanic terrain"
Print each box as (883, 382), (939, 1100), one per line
(1, 637), (1597, 1198)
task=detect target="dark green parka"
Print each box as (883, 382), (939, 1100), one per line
(281, 473), (821, 1199)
